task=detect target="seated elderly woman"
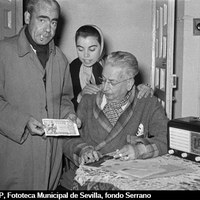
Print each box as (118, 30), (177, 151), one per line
(60, 51), (168, 190)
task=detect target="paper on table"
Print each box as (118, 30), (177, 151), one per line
(100, 157), (194, 179)
(42, 118), (79, 136)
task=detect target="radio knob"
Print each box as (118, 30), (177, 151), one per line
(168, 149), (174, 154)
(195, 157), (200, 162)
(181, 153), (188, 158)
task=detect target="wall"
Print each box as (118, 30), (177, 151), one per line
(57, 0), (153, 83)
(174, 0), (200, 118)
(0, 0), (23, 40)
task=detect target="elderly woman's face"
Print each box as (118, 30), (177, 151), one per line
(76, 36), (101, 67)
(102, 64), (131, 103)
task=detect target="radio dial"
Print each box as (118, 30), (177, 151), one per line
(195, 156), (200, 162)
(168, 149), (174, 154)
(181, 153), (188, 158)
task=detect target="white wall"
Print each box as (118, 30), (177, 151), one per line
(57, 0), (153, 83)
(174, 0), (200, 118)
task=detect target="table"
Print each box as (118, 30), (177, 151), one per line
(72, 155), (200, 190)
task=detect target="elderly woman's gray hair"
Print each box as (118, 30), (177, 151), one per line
(105, 51), (139, 78)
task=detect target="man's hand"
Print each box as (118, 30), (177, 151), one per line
(26, 117), (45, 136)
(67, 113), (81, 128)
(137, 84), (154, 99)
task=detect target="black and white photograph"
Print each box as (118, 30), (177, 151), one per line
(0, 0), (199, 196)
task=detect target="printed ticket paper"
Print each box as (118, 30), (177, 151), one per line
(42, 118), (80, 136)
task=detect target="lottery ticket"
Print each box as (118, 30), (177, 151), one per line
(42, 118), (80, 136)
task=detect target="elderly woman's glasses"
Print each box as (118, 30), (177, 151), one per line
(99, 76), (133, 87)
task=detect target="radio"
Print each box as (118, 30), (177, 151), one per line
(168, 116), (200, 162)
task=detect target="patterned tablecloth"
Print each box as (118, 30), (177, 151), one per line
(72, 155), (200, 190)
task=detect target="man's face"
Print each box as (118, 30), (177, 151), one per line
(102, 64), (132, 103)
(25, 1), (59, 45)
(76, 36), (101, 67)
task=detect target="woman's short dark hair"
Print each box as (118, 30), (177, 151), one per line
(75, 25), (101, 45)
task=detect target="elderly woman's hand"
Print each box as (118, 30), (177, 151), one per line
(79, 149), (102, 165)
(114, 143), (146, 161)
(114, 144), (137, 160)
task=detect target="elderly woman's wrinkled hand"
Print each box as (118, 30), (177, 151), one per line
(113, 145), (137, 161)
(80, 149), (101, 165)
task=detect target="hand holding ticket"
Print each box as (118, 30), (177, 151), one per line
(42, 119), (80, 136)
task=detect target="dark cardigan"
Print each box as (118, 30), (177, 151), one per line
(69, 58), (103, 110)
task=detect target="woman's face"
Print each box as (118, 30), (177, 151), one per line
(76, 36), (101, 67)
(102, 64), (131, 103)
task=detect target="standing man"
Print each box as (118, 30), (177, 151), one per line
(0, 0), (78, 190)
